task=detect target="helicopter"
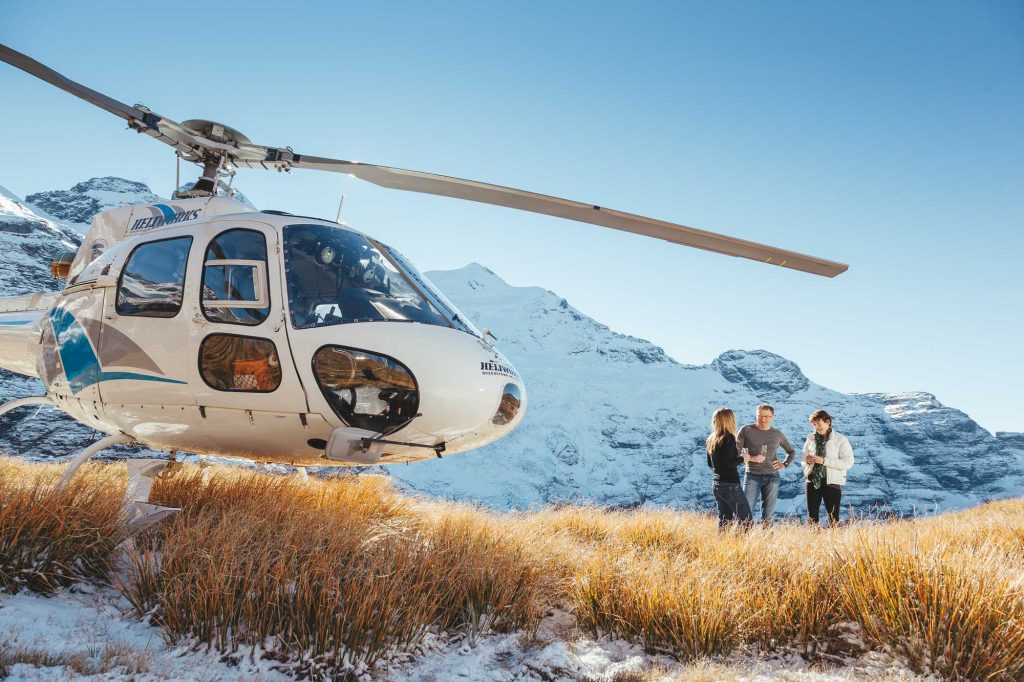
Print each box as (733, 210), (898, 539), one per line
(0, 43), (847, 529)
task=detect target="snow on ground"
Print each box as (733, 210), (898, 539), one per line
(1, 588), (931, 681)
(0, 586), (291, 681)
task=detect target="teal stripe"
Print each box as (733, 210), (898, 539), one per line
(100, 372), (187, 386)
(153, 204), (177, 221)
(50, 307), (186, 393)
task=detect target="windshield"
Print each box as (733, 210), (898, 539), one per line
(378, 244), (480, 337)
(283, 224), (450, 330)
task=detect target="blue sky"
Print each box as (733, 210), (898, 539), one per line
(2, 1), (1022, 432)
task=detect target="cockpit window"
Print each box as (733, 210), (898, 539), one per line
(282, 224), (451, 330)
(377, 244), (480, 337)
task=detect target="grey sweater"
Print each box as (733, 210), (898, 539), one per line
(736, 425), (795, 475)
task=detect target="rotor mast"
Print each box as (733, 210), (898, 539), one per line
(171, 119), (250, 199)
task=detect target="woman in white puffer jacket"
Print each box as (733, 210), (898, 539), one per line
(801, 409), (855, 526)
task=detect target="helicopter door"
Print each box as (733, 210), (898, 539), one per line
(186, 221), (321, 459)
(98, 233), (198, 445)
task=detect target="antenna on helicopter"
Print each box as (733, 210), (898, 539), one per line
(335, 193), (346, 223)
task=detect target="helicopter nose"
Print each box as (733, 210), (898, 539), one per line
(389, 328), (527, 456)
(302, 323), (525, 460)
(414, 338), (527, 455)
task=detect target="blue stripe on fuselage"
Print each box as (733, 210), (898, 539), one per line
(49, 308), (186, 394)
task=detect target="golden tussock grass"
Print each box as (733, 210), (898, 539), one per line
(0, 458), (122, 593)
(3, 456), (1024, 680)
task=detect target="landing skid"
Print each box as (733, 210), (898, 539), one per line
(39, 427), (180, 537)
(57, 433), (134, 488)
(3, 398), (188, 537)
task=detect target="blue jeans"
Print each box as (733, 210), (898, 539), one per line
(712, 481), (753, 527)
(743, 472), (781, 523)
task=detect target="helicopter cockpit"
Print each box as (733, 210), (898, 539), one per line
(282, 224), (478, 335)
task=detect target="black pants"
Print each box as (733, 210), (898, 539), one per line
(806, 482), (842, 526)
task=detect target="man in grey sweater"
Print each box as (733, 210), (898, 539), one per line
(737, 403), (795, 524)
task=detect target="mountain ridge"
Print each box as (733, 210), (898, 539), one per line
(1, 179), (1020, 517)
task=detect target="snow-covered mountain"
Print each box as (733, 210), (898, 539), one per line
(384, 264), (1024, 516)
(26, 177), (166, 232)
(1, 178), (1021, 517)
(0, 185), (82, 296)
(23, 176), (255, 234)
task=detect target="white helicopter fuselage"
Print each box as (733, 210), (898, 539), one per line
(0, 197), (526, 466)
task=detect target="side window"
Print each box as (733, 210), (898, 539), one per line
(199, 334), (282, 392)
(201, 229), (269, 326)
(116, 236), (192, 318)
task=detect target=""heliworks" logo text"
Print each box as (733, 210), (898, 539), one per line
(480, 360), (519, 379)
(129, 205), (202, 232)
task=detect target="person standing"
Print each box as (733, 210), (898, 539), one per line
(737, 404), (796, 524)
(802, 409), (855, 526)
(707, 408), (762, 528)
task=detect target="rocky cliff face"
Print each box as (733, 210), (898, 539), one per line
(1, 179), (1020, 516)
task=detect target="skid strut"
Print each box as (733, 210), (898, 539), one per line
(54, 433), (179, 535)
(57, 433), (134, 488)
(0, 396), (52, 418)
(124, 459), (179, 536)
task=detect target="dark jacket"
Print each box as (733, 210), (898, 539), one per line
(707, 432), (743, 484)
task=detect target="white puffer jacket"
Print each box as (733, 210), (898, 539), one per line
(801, 430), (855, 487)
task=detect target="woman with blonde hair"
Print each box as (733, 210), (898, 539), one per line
(707, 407), (762, 527)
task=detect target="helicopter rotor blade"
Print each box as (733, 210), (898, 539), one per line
(2, 42), (847, 277)
(1, 43), (144, 125)
(236, 152), (848, 278)
(0, 43), (267, 163)
(0, 43), (195, 156)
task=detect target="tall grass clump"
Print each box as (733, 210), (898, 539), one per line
(0, 457), (122, 593)
(838, 537), (1024, 681)
(574, 546), (744, 658)
(568, 519), (843, 660)
(562, 502), (1024, 677)
(124, 466), (557, 677)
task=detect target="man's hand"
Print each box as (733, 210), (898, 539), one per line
(749, 455), (766, 464)
(771, 460), (785, 470)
